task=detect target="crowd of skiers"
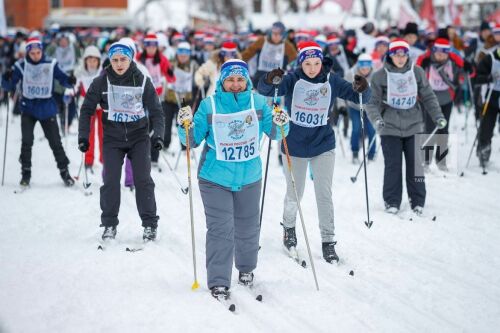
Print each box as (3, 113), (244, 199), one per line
(1, 18), (499, 300)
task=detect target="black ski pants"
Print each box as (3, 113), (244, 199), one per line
(478, 91), (500, 149)
(20, 113), (69, 171)
(101, 135), (159, 228)
(381, 135), (426, 210)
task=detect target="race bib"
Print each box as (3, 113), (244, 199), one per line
(291, 78), (331, 127)
(386, 65), (418, 109)
(20, 60), (55, 99)
(211, 95), (260, 162)
(106, 77), (146, 122)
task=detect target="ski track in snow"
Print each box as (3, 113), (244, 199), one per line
(0, 105), (499, 332)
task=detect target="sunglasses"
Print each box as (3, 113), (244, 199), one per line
(144, 41), (158, 47)
(389, 49), (409, 57)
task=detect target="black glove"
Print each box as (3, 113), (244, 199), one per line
(353, 74), (369, 93)
(322, 57), (334, 73)
(266, 68), (285, 85)
(78, 138), (89, 153)
(152, 137), (164, 151)
(2, 69), (13, 81)
(68, 74), (77, 86)
(463, 60), (474, 74)
(167, 67), (174, 77)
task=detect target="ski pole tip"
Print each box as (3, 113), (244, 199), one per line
(191, 281), (200, 290)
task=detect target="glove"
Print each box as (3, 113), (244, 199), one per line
(167, 67), (174, 77)
(273, 109), (289, 126)
(375, 119), (385, 131)
(266, 68), (285, 85)
(68, 74), (77, 86)
(152, 137), (164, 151)
(78, 138), (89, 153)
(2, 69), (13, 81)
(353, 74), (369, 93)
(177, 105), (193, 126)
(436, 118), (447, 129)
(463, 60), (474, 74)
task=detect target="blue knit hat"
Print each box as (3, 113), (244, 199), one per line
(220, 59), (250, 85)
(108, 42), (133, 61)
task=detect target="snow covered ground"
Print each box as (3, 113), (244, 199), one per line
(0, 103), (499, 332)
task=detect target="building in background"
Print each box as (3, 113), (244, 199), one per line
(5, 0), (129, 29)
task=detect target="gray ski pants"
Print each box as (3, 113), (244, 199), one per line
(199, 179), (261, 289)
(282, 149), (335, 243)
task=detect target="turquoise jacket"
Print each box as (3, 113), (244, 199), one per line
(179, 79), (289, 191)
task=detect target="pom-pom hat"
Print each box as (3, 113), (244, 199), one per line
(432, 38), (451, 53)
(26, 37), (42, 52)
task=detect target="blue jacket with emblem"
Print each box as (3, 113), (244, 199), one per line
(1, 55), (72, 120)
(178, 78), (289, 191)
(257, 67), (371, 158)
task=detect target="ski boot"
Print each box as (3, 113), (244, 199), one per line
(20, 168), (31, 187)
(282, 224), (297, 251)
(211, 286), (230, 300)
(352, 151), (359, 164)
(322, 241), (339, 263)
(102, 226), (117, 241)
(384, 202), (399, 214)
(238, 271), (254, 287)
(60, 168), (75, 187)
(143, 226), (157, 242)
(413, 206), (424, 216)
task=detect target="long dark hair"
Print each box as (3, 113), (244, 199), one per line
(139, 48), (161, 65)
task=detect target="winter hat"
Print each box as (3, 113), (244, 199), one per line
(220, 59), (250, 85)
(108, 42), (133, 61)
(176, 42), (191, 55)
(156, 32), (169, 49)
(403, 22), (419, 36)
(119, 37), (137, 56)
(480, 21), (491, 32)
(25, 37), (42, 52)
(143, 33), (158, 46)
(314, 34), (327, 49)
(493, 23), (500, 34)
(357, 53), (373, 68)
(432, 38), (451, 53)
(194, 31), (205, 40)
(295, 30), (310, 42)
(172, 33), (185, 43)
(297, 41), (324, 64)
(272, 21), (286, 33)
(326, 35), (341, 45)
(388, 38), (410, 55)
(83, 45), (101, 59)
(374, 36), (390, 47)
(220, 41), (238, 58)
(248, 34), (259, 43)
(203, 35), (216, 44)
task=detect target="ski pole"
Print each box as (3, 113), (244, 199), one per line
(460, 85), (493, 176)
(280, 124), (320, 291)
(260, 82), (280, 228)
(1, 95), (10, 186)
(350, 134), (377, 183)
(334, 115), (346, 158)
(420, 126), (439, 150)
(74, 153), (84, 181)
(184, 117), (199, 290)
(359, 93), (373, 228)
(160, 150), (188, 194)
(82, 153), (91, 189)
(64, 96), (69, 150)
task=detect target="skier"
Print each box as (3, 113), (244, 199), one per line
(177, 59), (289, 300)
(345, 53), (377, 163)
(416, 38), (472, 171)
(162, 42), (199, 151)
(78, 42), (165, 241)
(1, 37), (76, 187)
(475, 44), (500, 167)
(365, 39), (446, 216)
(74, 45), (103, 171)
(257, 41), (371, 263)
(240, 21), (297, 87)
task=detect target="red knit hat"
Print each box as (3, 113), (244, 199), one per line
(25, 37), (42, 51)
(388, 38), (410, 55)
(433, 38), (451, 52)
(297, 41), (323, 63)
(221, 41), (237, 53)
(143, 33), (158, 45)
(493, 23), (500, 34)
